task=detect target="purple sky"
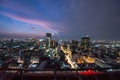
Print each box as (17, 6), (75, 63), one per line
(0, 0), (120, 40)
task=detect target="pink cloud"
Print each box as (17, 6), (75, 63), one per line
(0, 1), (63, 35)
(0, 12), (54, 30)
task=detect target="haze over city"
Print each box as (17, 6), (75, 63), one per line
(0, 0), (120, 40)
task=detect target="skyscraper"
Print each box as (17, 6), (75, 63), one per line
(71, 40), (78, 54)
(80, 36), (90, 50)
(46, 33), (51, 48)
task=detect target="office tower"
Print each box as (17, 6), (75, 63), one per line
(10, 39), (14, 47)
(71, 40), (78, 53)
(117, 51), (120, 63)
(50, 40), (58, 48)
(35, 39), (40, 47)
(81, 36), (90, 50)
(46, 33), (51, 48)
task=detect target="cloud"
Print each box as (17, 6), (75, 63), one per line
(0, 0), (120, 40)
(0, 12), (58, 31)
(0, 0), (63, 35)
(0, 0), (42, 18)
(31, 26), (35, 30)
(0, 12), (59, 37)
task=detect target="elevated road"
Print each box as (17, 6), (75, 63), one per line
(95, 58), (111, 68)
(60, 45), (78, 69)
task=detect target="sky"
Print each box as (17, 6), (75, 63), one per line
(0, 0), (120, 40)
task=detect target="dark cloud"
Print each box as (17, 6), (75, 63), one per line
(31, 26), (35, 30)
(57, 0), (120, 40)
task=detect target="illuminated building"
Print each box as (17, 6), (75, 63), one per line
(71, 40), (78, 53)
(81, 36), (90, 50)
(10, 39), (14, 47)
(42, 40), (46, 48)
(117, 51), (120, 63)
(83, 56), (95, 63)
(35, 39), (40, 47)
(46, 33), (51, 48)
(51, 40), (58, 48)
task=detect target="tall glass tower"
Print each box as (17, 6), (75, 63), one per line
(81, 36), (90, 50)
(46, 33), (51, 48)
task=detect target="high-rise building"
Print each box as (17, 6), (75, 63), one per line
(46, 33), (51, 48)
(71, 40), (78, 54)
(50, 40), (58, 48)
(80, 36), (90, 50)
(10, 39), (14, 47)
(35, 39), (40, 47)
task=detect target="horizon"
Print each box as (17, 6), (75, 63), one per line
(0, 0), (120, 40)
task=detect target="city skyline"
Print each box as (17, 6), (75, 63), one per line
(0, 0), (120, 40)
